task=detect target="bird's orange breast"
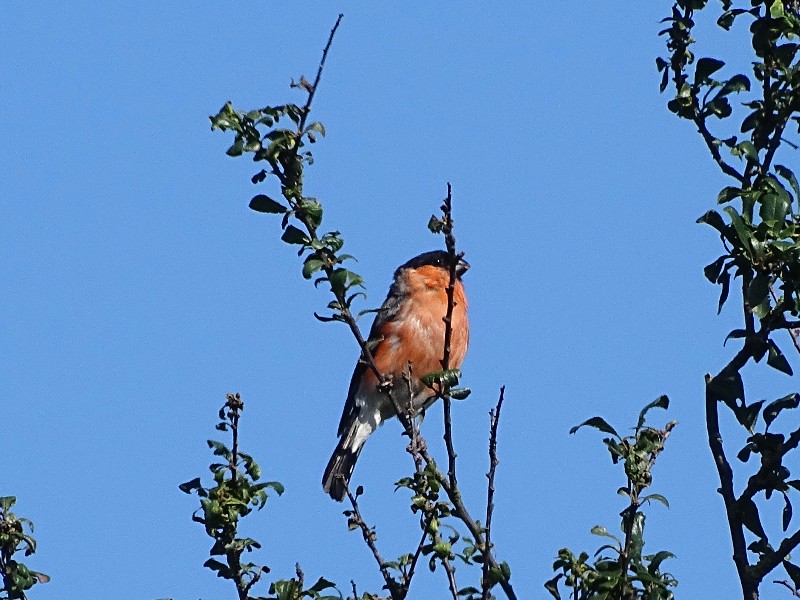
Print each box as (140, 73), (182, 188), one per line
(371, 266), (469, 381)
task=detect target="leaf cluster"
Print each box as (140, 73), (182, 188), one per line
(420, 368), (472, 402)
(546, 398), (677, 600)
(179, 394), (284, 597)
(210, 64), (366, 327)
(0, 497), (49, 600)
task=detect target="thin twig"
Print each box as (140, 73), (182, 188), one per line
(345, 487), (400, 599)
(440, 183), (460, 492)
(774, 579), (800, 598)
(433, 187), (518, 597)
(482, 387), (505, 600)
(404, 513), (435, 596)
(297, 14), (343, 133)
(227, 394), (241, 483)
(694, 114), (746, 184)
(431, 530), (460, 600)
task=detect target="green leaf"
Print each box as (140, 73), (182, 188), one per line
(210, 102), (242, 132)
(300, 199), (323, 229)
(747, 273), (771, 308)
(249, 194), (287, 214)
(428, 215), (444, 233)
(636, 395), (670, 431)
(642, 493), (670, 508)
(695, 57), (725, 83)
(776, 164), (800, 200)
(784, 493), (793, 531)
(707, 96), (733, 119)
(738, 443), (753, 463)
(764, 394), (800, 429)
(281, 225), (310, 245)
(245, 460), (261, 480)
(785, 560), (800, 588)
(226, 137), (244, 157)
(590, 525), (622, 546)
(302, 257), (325, 279)
(770, 0), (785, 18)
(759, 192), (790, 227)
(723, 206), (752, 252)
(265, 481), (285, 495)
(629, 512), (645, 562)
(696, 209), (727, 235)
(741, 109), (760, 133)
(450, 387), (472, 400)
(733, 141), (758, 162)
(305, 121), (326, 137)
(207, 439), (229, 456)
(178, 477), (202, 494)
(739, 497), (767, 539)
(767, 340), (793, 375)
(735, 400), (764, 433)
(724, 329), (748, 346)
(717, 10), (736, 30)
(752, 297), (771, 319)
(717, 186), (741, 204)
(329, 268), (348, 294)
(719, 74), (751, 96)
(432, 541), (452, 556)
(715, 277), (731, 310)
(707, 371), (744, 407)
(308, 577), (337, 593)
(647, 550), (676, 573)
(570, 417), (619, 438)
(203, 557), (230, 576)
(704, 256), (727, 283)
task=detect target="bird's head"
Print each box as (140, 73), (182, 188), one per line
(397, 250), (470, 278)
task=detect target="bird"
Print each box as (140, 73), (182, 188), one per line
(322, 250), (470, 502)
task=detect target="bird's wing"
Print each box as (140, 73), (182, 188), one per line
(336, 281), (404, 437)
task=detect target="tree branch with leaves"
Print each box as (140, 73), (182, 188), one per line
(209, 14), (515, 600)
(660, 1), (800, 598)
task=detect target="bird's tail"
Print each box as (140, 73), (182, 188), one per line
(322, 419), (368, 502)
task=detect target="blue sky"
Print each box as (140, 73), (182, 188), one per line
(4, 3), (797, 599)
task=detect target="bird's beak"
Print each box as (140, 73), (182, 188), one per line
(456, 256), (470, 277)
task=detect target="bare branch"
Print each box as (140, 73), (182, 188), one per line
(482, 387), (505, 600)
(345, 487), (401, 600)
(440, 182), (461, 491)
(774, 579), (800, 598)
(694, 114), (746, 184)
(404, 514), (435, 596)
(754, 528), (800, 584)
(297, 14), (343, 134)
(706, 374), (758, 600)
